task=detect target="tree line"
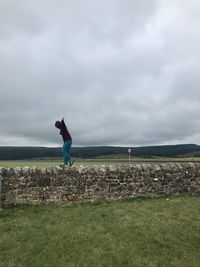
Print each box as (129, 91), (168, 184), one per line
(0, 144), (200, 160)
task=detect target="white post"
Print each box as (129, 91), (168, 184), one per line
(128, 148), (131, 164)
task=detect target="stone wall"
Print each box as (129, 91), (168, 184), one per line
(1, 163), (200, 207)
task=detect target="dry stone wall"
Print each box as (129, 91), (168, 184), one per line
(1, 163), (200, 207)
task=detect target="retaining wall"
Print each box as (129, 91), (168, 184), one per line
(1, 163), (200, 206)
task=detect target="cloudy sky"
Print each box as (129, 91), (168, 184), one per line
(0, 0), (200, 147)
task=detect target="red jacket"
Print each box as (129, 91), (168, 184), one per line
(60, 119), (72, 142)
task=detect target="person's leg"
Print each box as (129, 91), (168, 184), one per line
(62, 142), (67, 164)
(63, 140), (72, 164)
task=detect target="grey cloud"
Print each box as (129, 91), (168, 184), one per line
(0, 0), (46, 39)
(0, 0), (200, 147)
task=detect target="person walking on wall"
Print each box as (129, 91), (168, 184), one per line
(55, 117), (75, 167)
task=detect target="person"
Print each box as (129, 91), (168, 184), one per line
(55, 117), (74, 167)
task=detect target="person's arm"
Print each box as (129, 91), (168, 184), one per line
(61, 117), (66, 129)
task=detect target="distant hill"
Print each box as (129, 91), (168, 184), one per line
(0, 144), (200, 160)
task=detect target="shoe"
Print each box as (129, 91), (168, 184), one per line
(69, 159), (75, 167)
(59, 163), (68, 168)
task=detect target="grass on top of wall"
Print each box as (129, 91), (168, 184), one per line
(0, 196), (200, 267)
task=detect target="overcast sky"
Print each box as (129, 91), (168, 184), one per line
(0, 0), (200, 147)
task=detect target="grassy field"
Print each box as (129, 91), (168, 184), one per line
(0, 159), (100, 168)
(0, 159), (62, 168)
(0, 196), (200, 267)
(1, 156), (200, 168)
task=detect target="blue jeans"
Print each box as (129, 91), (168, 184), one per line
(62, 140), (72, 164)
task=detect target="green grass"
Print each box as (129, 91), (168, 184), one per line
(0, 159), (104, 168)
(0, 196), (200, 267)
(1, 156), (200, 168)
(0, 160), (62, 168)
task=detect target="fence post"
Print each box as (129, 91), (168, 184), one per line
(128, 148), (131, 165)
